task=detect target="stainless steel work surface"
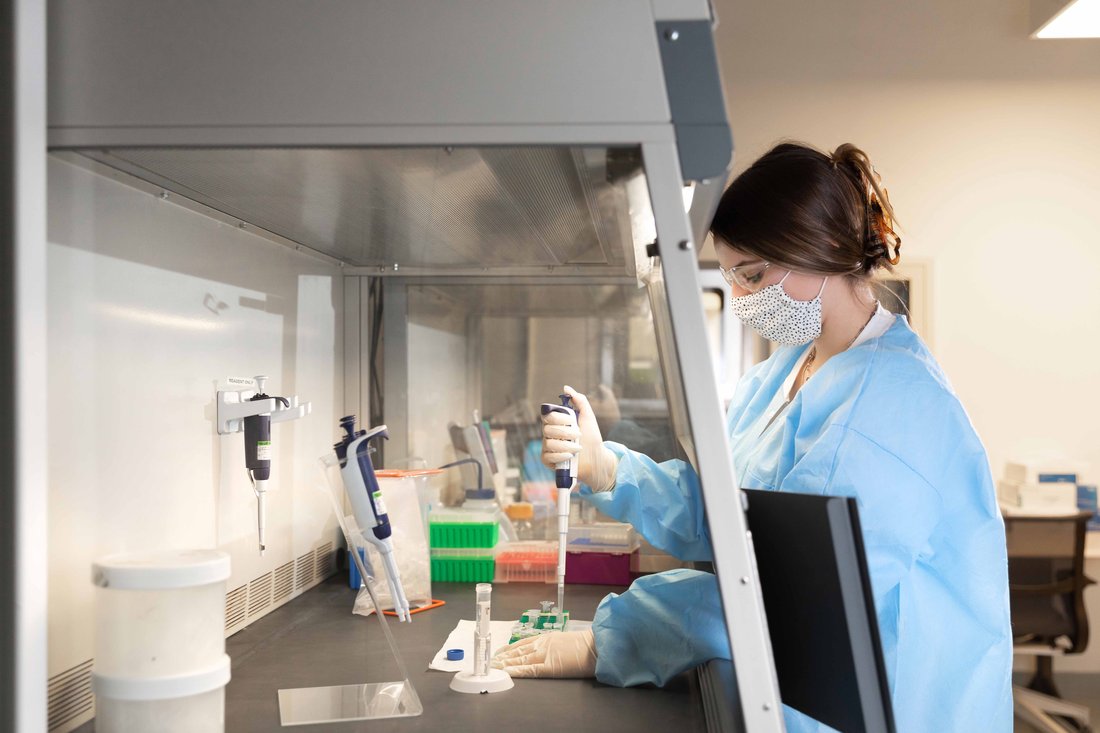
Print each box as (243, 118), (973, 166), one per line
(230, 577), (706, 732)
(74, 576), (707, 732)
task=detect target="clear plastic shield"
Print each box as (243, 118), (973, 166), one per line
(276, 453), (423, 726)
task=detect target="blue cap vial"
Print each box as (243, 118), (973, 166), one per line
(446, 649), (464, 661)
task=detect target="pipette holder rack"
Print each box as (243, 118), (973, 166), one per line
(216, 376), (311, 435)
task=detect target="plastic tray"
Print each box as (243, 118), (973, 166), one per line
(429, 548), (495, 583)
(494, 542), (557, 584)
(567, 522), (639, 554)
(565, 550), (637, 586)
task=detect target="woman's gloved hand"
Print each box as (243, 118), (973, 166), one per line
(542, 385), (618, 492)
(492, 628), (597, 678)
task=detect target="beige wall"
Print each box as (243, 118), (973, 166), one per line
(708, 0), (1100, 487)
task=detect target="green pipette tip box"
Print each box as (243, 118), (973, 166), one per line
(429, 555), (495, 583)
(429, 521), (499, 549)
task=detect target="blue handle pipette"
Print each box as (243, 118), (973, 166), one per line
(541, 393), (579, 615)
(334, 416), (411, 622)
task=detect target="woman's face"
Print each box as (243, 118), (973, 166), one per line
(715, 241), (827, 301)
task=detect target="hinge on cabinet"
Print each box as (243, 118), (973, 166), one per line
(646, 240), (660, 259)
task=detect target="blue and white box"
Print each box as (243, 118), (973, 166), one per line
(1039, 473), (1079, 484)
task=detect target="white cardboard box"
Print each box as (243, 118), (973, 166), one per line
(1007, 481), (1079, 514)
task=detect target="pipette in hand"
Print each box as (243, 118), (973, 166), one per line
(541, 392), (579, 614)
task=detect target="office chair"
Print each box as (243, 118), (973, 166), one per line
(1006, 511), (1095, 732)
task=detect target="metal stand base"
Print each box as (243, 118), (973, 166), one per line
(1014, 685), (1091, 733)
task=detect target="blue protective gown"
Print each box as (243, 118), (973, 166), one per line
(584, 317), (1013, 732)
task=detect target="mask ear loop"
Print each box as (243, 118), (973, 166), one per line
(777, 270), (828, 301)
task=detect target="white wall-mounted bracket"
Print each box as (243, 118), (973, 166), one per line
(216, 375), (312, 435)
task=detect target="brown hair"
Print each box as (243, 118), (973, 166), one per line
(709, 142), (901, 278)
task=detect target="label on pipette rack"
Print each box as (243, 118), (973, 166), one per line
(373, 491), (388, 516)
(256, 441), (272, 461)
(223, 376), (257, 389)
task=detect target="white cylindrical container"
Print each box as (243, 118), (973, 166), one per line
(92, 549), (231, 733)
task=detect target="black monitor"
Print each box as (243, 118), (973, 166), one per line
(742, 489), (896, 733)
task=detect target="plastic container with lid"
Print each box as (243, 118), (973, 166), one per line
(504, 502), (536, 540)
(94, 683), (227, 732)
(566, 522), (639, 554)
(92, 549), (231, 733)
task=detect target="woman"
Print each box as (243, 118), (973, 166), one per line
(493, 142), (1013, 732)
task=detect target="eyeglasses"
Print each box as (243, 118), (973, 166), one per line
(718, 261), (772, 291)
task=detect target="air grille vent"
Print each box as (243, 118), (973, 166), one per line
(315, 542), (335, 579)
(248, 572), (273, 617)
(295, 552), (315, 590)
(48, 658), (93, 732)
(273, 561), (294, 603)
(225, 584), (248, 631)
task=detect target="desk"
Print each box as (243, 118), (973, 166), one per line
(220, 577), (707, 733)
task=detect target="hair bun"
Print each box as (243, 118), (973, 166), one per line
(862, 236), (892, 271)
(864, 198), (902, 270)
(831, 144), (902, 271)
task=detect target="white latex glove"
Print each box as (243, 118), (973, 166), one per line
(542, 385), (618, 493)
(491, 629), (597, 679)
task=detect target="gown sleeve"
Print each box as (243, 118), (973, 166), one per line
(582, 443), (725, 688)
(591, 568), (729, 687)
(580, 441), (713, 562)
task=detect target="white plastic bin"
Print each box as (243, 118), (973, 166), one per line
(92, 549), (231, 733)
(94, 658), (230, 733)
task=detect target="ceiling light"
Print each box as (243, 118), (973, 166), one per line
(1032, 0), (1100, 38)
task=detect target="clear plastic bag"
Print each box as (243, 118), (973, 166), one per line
(349, 474), (433, 616)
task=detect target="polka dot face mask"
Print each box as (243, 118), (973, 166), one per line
(729, 271), (827, 346)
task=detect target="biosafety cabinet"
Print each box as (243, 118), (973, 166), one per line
(6, 2), (783, 732)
